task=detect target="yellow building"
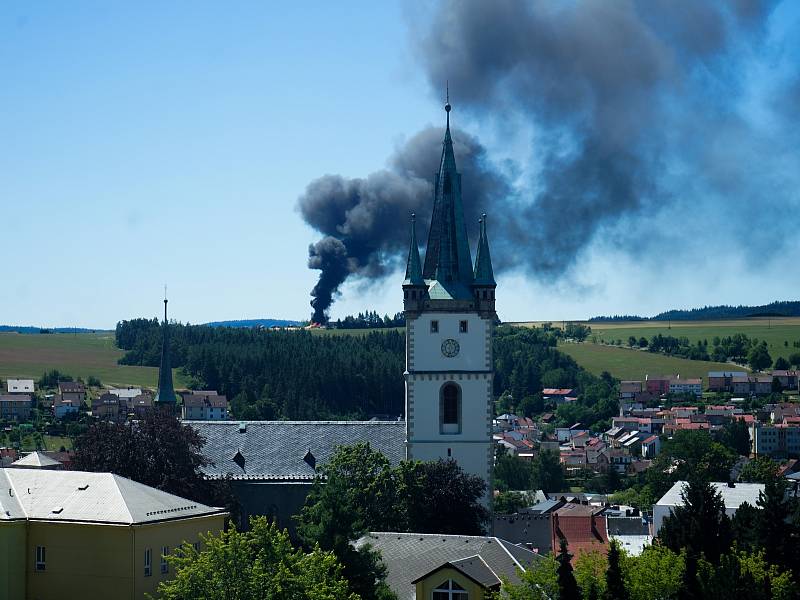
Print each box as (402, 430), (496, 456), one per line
(0, 468), (227, 600)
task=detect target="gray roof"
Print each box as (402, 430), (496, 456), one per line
(11, 451), (62, 469)
(656, 481), (764, 509)
(190, 420), (406, 480)
(360, 532), (540, 600)
(0, 468), (225, 524)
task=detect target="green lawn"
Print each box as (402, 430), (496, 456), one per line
(0, 332), (185, 389)
(558, 341), (749, 381)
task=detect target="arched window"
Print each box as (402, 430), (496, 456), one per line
(440, 383), (461, 434)
(433, 579), (468, 600)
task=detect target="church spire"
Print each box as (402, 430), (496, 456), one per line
(473, 214), (496, 285)
(154, 291), (176, 405)
(404, 213), (424, 286)
(422, 91), (474, 297)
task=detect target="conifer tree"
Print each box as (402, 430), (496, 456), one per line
(556, 539), (581, 600)
(603, 541), (628, 600)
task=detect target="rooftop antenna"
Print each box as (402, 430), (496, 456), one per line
(445, 81), (451, 128)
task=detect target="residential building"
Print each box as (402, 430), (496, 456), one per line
(653, 481), (764, 533)
(542, 388), (576, 404)
(0, 468), (227, 600)
(770, 370), (798, 390)
(707, 371), (747, 392)
(92, 392), (125, 421)
(645, 375), (672, 396)
(360, 532), (540, 600)
(551, 502), (608, 561)
(129, 393), (154, 418)
(493, 499), (565, 554)
(53, 395), (79, 419)
(57, 382), (84, 405)
(606, 508), (650, 556)
(5, 379), (34, 395)
(641, 435), (660, 458)
(9, 451), (63, 470)
(668, 376), (702, 397)
(0, 395), (32, 421)
(619, 381), (643, 400)
(181, 393), (229, 421)
(751, 423), (800, 457)
(108, 387), (143, 401)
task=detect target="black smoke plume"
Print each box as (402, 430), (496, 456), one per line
(300, 127), (510, 323)
(301, 0), (797, 320)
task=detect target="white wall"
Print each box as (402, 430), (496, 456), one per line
(408, 313), (491, 373)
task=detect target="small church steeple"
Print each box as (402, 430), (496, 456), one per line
(154, 290), (176, 405)
(473, 214), (495, 286)
(404, 214), (425, 286)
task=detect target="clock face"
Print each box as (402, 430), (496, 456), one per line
(441, 338), (460, 358)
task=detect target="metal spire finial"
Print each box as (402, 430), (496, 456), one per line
(445, 81), (451, 128)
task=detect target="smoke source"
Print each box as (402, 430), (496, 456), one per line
(300, 0), (798, 321)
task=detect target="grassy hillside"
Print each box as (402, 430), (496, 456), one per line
(558, 342), (748, 381)
(0, 332), (185, 389)
(584, 317), (800, 363)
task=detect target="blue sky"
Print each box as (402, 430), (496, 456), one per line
(2, 2), (800, 328)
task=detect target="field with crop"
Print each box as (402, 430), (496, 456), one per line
(558, 342), (748, 382)
(0, 332), (185, 389)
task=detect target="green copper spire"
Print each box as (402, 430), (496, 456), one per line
(422, 93), (474, 297)
(404, 213), (425, 286)
(154, 294), (176, 405)
(473, 214), (496, 285)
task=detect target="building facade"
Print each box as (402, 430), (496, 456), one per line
(403, 98), (496, 498)
(0, 468), (226, 600)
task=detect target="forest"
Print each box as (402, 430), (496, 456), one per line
(115, 320), (619, 425)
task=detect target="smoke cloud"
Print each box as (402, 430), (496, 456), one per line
(300, 0), (799, 320)
(300, 127), (511, 322)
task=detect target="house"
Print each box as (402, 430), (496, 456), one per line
(359, 532), (540, 600)
(0, 468), (227, 600)
(57, 381), (85, 404)
(551, 502), (609, 561)
(653, 481), (764, 533)
(0, 395), (33, 421)
(641, 435), (660, 458)
(770, 370), (798, 390)
(645, 375), (672, 396)
(493, 499), (565, 554)
(181, 393), (229, 421)
(92, 392), (125, 421)
(5, 379), (34, 395)
(606, 508), (650, 556)
(707, 371), (747, 393)
(129, 393), (154, 418)
(53, 395), (80, 419)
(542, 389), (575, 404)
(668, 376), (702, 397)
(619, 381), (643, 400)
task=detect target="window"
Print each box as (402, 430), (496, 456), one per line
(430, 320), (439, 333)
(459, 320), (468, 333)
(440, 383), (461, 434)
(161, 546), (169, 574)
(433, 579), (468, 600)
(35, 546), (46, 571)
(144, 548), (152, 577)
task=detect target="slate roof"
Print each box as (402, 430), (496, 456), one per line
(360, 532), (540, 600)
(190, 420), (406, 480)
(0, 468), (225, 524)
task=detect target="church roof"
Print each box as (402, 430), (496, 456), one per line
(11, 451), (62, 469)
(421, 100), (474, 299)
(154, 298), (176, 404)
(473, 214), (496, 286)
(190, 420), (406, 480)
(403, 214), (424, 286)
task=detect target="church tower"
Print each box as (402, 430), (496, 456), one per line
(154, 294), (177, 406)
(403, 97), (496, 500)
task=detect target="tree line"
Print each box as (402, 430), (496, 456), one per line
(115, 320), (619, 423)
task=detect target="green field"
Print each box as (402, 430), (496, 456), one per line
(0, 332), (185, 389)
(583, 317), (800, 363)
(558, 341), (748, 381)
